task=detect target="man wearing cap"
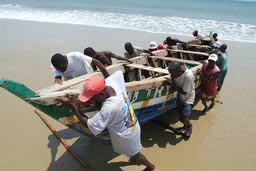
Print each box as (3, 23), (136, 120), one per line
(147, 41), (164, 52)
(200, 54), (220, 113)
(51, 52), (110, 84)
(58, 71), (155, 171)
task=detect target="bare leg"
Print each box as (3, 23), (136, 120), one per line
(201, 98), (208, 113)
(180, 115), (192, 137)
(217, 85), (222, 92)
(208, 97), (215, 110)
(186, 123), (193, 137)
(130, 152), (155, 171)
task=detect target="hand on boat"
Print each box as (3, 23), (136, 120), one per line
(54, 78), (63, 85)
(55, 95), (74, 107)
(195, 68), (201, 75)
(162, 77), (171, 86)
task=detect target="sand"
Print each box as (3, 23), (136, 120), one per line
(0, 19), (256, 171)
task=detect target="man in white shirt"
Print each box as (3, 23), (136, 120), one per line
(164, 61), (195, 138)
(57, 71), (155, 171)
(51, 52), (109, 84)
(124, 42), (144, 59)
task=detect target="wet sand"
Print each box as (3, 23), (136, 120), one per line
(0, 19), (256, 171)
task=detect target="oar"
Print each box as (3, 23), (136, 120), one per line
(34, 110), (93, 171)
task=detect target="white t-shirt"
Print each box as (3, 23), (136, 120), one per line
(174, 68), (195, 104)
(53, 52), (92, 80)
(124, 47), (144, 59)
(87, 71), (141, 156)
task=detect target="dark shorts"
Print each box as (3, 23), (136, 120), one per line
(177, 97), (193, 116)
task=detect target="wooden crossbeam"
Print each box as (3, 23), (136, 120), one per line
(34, 110), (93, 171)
(125, 63), (169, 75)
(36, 63), (126, 96)
(148, 56), (202, 65)
(187, 44), (212, 48)
(167, 49), (209, 56)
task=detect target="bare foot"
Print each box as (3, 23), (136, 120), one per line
(142, 166), (155, 171)
(201, 107), (208, 113)
(209, 103), (215, 110)
(186, 125), (192, 137)
(129, 157), (138, 163)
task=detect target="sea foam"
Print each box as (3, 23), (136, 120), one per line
(0, 4), (255, 43)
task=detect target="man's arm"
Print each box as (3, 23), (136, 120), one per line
(56, 96), (88, 127)
(175, 39), (186, 44)
(105, 51), (132, 63)
(69, 103), (89, 128)
(54, 75), (63, 84)
(171, 78), (187, 95)
(208, 71), (220, 81)
(91, 58), (110, 78)
(52, 68), (63, 84)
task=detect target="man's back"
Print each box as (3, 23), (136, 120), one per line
(52, 52), (92, 81)
(87, 71), (141, 156)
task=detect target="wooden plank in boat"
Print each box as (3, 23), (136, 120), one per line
(36, 62), (126, 96)
(125, 63), (169, 75)
(31, 75), (168, 106)
(187, 44), (212, 48)
(31, 89), (82, 106)
(129, 55), (147, 64)
(125, 64), (202, 92)
(126, 76), (169, 92)
(167, 49), (209, 56)
(148, 56), (202, 65)
(31, 64), (202, 106)
(36, 72), (99, 96)
(152, 49), (168, 56)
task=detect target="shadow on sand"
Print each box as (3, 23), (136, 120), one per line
(47, 128), (141, 171)
(46, 98), (205, 171)
(141, 97), (205, 147)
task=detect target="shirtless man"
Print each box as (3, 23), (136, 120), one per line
(84, 47), (131, 71)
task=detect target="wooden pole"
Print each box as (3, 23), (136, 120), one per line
(167, 49), (209, 56)
(187, 44), (212, 48)
(34, 110), (93, 171)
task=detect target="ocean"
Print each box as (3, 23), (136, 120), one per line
(0, 0), (256, 43)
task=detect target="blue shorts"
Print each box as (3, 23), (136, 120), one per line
(177, 97), (193, 116)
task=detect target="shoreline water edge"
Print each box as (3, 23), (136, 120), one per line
(0, 0), (256, 43)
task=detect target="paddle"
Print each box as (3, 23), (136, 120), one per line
(34, 110), (93, 171)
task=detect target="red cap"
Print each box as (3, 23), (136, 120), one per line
(78, 76), (105, 102)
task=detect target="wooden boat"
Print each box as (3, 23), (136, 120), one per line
(167, 36), (213, 61)
(0, 51), (203, 139)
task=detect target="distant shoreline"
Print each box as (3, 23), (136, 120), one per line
(1, 18), (255, 44)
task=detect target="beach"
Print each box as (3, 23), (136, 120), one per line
(0, 19), (256, 171)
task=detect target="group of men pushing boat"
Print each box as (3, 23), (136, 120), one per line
(51, 31), (228, 171)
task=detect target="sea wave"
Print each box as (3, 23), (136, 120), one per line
(0, 4), (256, 43)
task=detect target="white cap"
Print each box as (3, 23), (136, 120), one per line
(208, 54), (218, 62)
(149, 41), (157, 49)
